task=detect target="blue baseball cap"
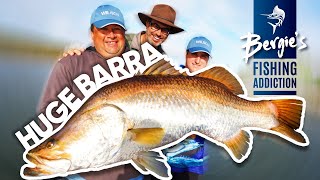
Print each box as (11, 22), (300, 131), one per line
(187, 36), (212, 57)
(90, 5), (126, 30)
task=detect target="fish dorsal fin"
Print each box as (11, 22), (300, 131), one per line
(139, 59), (182, 76)
(139, 60), (244, 95)
(196, 66), (244, 95)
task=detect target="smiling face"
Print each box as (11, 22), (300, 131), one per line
(185, 51), (209, 73)
(144, 20), (170, 47)
(91, 24), (126, 59)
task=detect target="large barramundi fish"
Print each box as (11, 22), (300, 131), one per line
(22, 60), (309, 179)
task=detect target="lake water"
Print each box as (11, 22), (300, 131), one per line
(0, 55), (319, 180)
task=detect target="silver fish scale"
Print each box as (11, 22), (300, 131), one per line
(93, 99), (275, 164)
(105, 87), (277, 162)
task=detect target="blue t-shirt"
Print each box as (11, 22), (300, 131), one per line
(165, 136), (207, 174)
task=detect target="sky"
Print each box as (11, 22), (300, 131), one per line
(0, 0), (319, 73)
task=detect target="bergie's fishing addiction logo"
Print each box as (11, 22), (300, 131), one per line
(241, 0), (307, 95)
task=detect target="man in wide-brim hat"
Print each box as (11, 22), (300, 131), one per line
(131, 4), (184, 62)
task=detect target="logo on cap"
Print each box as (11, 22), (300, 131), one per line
(195, 40), (210, 47)
(101, 11), (120, 17)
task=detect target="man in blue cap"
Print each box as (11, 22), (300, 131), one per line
(166, 36), (212, 180)
(37, 4), (141, 180)
(62, 4), (184, 64)
(39, 3), (129, 127)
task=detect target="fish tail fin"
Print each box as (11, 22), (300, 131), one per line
(269, 99), (307, 144)
(132, 151), (170, 179)
(268, 22), (277, 34)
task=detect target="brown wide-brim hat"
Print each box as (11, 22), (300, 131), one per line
(138, 4), (184, 34)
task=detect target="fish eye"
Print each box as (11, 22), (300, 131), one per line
(46, 139), (55, 149)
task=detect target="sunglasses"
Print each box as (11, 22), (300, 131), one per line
(149, 21), (170, 35)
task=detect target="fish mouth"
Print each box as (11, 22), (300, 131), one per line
(26, 153), (44, 165)
(24, 153), (71, 177)
(23, 166), (48, 177)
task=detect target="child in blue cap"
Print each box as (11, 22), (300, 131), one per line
(180, 36), (212, 73)
(167, 36), (212, 180)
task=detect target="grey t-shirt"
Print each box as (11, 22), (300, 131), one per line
(38, 47), (115, 118)
(37, 46), (141, 179)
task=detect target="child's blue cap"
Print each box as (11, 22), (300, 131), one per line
(187, 36), (212, 56)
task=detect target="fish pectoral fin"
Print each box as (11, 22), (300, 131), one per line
(196, 66), (245, 95)
(224, 130), (251, 162)
(132, 159), (147, 172)
(128, 128), (165, 145)
(132, 151), (170, 178)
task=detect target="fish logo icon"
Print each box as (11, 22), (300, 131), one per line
(261, 5), (285, 34)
